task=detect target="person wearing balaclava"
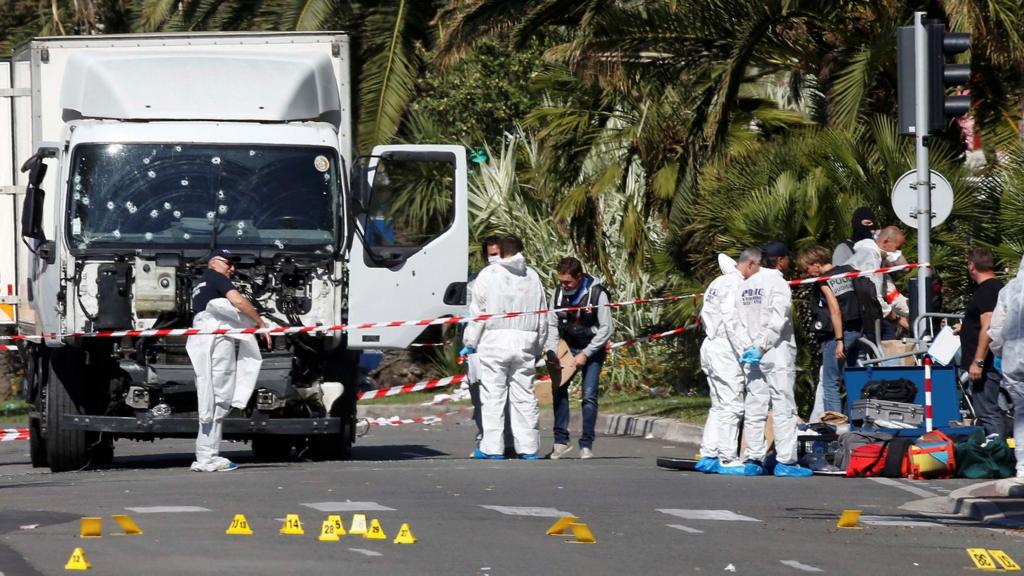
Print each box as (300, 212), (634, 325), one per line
(988, 254), (1024, 476)
(832, 207), (878, 266)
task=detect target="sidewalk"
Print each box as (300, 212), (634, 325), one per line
(359, 403), (703, 447)
(902, 478), (1024, 528)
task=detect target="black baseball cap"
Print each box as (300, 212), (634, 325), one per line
(761, 241), (792, 259)
(207, 248), (238, 263)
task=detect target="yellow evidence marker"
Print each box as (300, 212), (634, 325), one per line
(79, 517), (102, 538)
(546, 516), (580, 536)
(280, 514), (304, 535)
(364, 519), (387, 540)
(226, 514), (254, 535)
(64, 547), (92, 571)
(966, 548), (999, 571)
(349, 513), (368, 535)
(327, 515), (346, 536)
(988, 549), (1022, 571)
(566, 523), (596, 544)
(393, 523), (417, 544)
(318, 520), (340, 542)
(112, 514), (143, 535)
(836, 510), (862, 529)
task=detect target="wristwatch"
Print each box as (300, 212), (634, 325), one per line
(974, 359), (986, 368)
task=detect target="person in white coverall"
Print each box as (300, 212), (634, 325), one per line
(722, 241), (812, 478)
(462, 236), (549, 459)
(187, 249), (270, 472)
(695, 248), (761, 474)
(988, 254), (1024, 476)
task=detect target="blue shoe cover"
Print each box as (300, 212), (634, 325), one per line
(695, 456), (720, 474)
(718, 462), (764, 476)
(472, 449), (505, 460)
(519, 452), (540, 460)
(773, 462), (813, 477)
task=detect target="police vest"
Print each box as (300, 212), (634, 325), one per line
(811, 264), (863, 336)
(553, 276), (608, 349)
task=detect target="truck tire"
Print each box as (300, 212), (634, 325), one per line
(45, 348), (94, 472)
(25, 350), (48, 468)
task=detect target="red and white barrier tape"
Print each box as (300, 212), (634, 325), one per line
(606, 322), (700, 351)
(1, 428), (29, 442)
(409, 342), (449, 348)
(0, 345), (17, 351)
(368, 415), (443, 427)
(0, 263), (926, 343)
(357, 374), (467, 401)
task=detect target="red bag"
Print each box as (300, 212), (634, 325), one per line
(846, 443), (888, 477)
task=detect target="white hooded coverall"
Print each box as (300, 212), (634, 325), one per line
(186, 298), (262, 470)
(698, 254), (746, 464)
(988, 256), (1024, 475)
(463, 253), (549, 456)
(736, 267), (800, 465)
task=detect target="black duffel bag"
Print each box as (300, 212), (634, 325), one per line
(861, 378), (917, 404)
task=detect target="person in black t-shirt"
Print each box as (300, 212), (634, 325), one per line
(955, 247), (1005, 436)
(797, 246), (863, 415)
(186, 248), (270, 472)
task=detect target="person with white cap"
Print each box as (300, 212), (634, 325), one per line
(721, 241), (812, 478)
(988, 254), (1024, 475)
(462, 235), (549, 460)
(696, 248), (761, 473)
(187, 248), (270, 472)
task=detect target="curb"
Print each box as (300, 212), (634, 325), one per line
(357, 403), (702, 446)
(902, 480), (1024, 528)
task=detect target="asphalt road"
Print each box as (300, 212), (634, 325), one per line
(0, 408), (1021, 575)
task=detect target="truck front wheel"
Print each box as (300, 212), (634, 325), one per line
(25, 349), (48, 468)
(45, 347), (96, 472)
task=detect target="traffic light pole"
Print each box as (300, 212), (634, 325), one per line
(914, 11), (931, 324)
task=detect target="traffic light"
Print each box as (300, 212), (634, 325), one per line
(925, 21), (971, 132)
(896, 21), (971, 136)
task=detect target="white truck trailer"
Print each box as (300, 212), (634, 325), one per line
(1, 32), (469, 471)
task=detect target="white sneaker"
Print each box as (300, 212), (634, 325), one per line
(580, 447), (594, 460)
(549, 444), (573, 460)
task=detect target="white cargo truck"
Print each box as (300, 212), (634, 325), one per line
(1, 32), (469, 471)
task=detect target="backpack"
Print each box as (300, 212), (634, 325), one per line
(852, 276), (883, 342)
(861, 378), (918, 403)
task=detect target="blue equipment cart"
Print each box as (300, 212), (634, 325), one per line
(844, 365), (975, 437)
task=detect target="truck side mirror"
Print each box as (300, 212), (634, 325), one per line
(20, 162), (48, 241)
(348, 159), (371, 213)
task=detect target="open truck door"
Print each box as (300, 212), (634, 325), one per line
(346, 145), (468, 349)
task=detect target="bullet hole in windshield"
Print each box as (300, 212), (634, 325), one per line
(206, 211), (215, 220)
(173, 210), (182, 219)
(211, 156), (221, 165)
(163, 202), (172, 210)
(174, 146), (182, 152)
(324, 244), (334, 253)
(181, 179), (189, 187)
(73, 192), (80, 201)
(149, 209), (159, 219)
(112, 229), (121, 239)
(218, 205), (228, 214)
(217, 190), (225, 199)
(274, 239), (285, 249)
(126, 201), (137, 214)
(143, 157), (150, 165)
(145, 232), (153, 241)
(81, 197), (90, 206)
(147, 170), (156, 179)
(183, 233), (191, 240)
(236, 229), (244, 237)
(106, 201), (115, 210)
(74, 175), (81, 184)
(249, 150), (256, 156)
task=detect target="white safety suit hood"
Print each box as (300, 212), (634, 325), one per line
(718, 253), (738, 275)
(498, 252), (528, 276)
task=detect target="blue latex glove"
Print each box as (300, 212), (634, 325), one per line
(740, 346), (762, 366)
(994, 356), (1002, 373)
(459, 346), (476, 356)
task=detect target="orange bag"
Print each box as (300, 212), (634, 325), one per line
(906, 430), (956, 480)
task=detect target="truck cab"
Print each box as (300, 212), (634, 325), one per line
(4, 33), (468, 471)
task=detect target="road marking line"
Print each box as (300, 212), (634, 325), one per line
(860, 515), (940, 528)
(348, 548), (383, 557)
(869, 477), (938, 498)
(480, 506), (572, 517)
(780, 560), (824, 572)
(124, 506), (211, 514)
(657, 509), (761, 522)
(301, 501), (396, 512)
(666, 524), (703, 534)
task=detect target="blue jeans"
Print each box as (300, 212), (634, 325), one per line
(820, 331), (861, 414)
(552, 348), (604, 449)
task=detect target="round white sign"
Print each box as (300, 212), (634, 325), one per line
(890, 169), (954, 229)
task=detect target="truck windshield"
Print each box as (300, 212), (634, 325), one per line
(67, 144), (338, 253)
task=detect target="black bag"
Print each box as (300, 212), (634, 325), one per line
(852, 276), (883, 341)
(861, 378), (917, 403)
(883, 437), (914, 478)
